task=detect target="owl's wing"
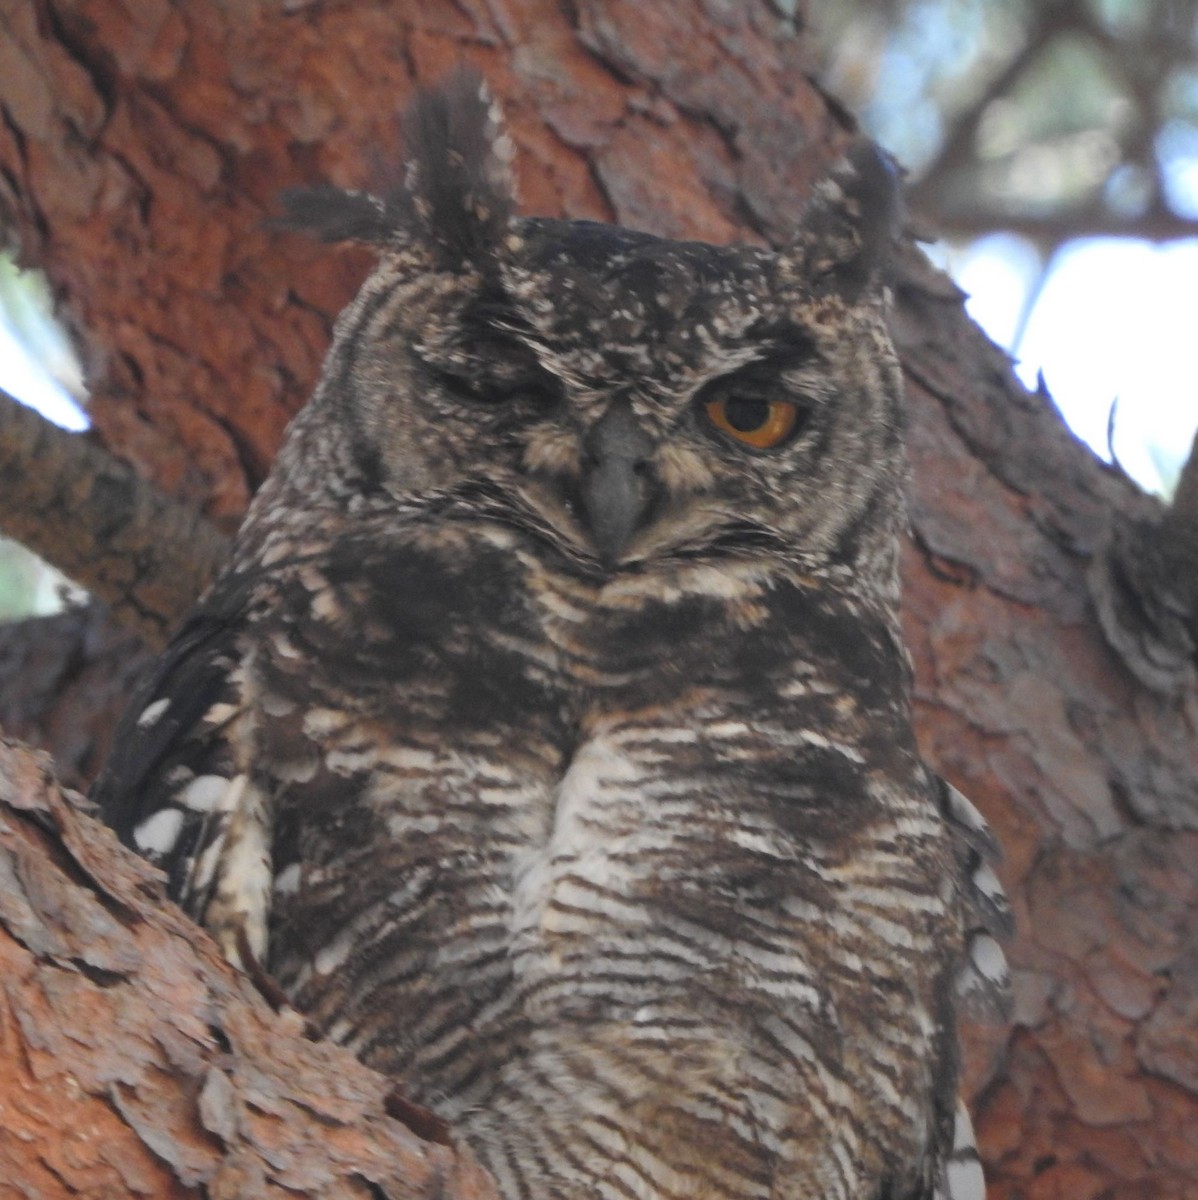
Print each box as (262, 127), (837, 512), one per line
(936, 774), (1014, 1022)
(935, 1099), (987, 1200)
(930, 776), (1012, 1200)
(93, 574), (257, 924)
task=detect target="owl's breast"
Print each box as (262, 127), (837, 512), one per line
(491, 705), (955, 1200)
(247, 531), (574, 1089)
(257, 536), (956, 1194)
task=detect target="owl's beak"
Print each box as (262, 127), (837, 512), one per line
(580, 400), (655, 566)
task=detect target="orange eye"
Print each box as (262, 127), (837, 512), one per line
(705, 396), (799, 449)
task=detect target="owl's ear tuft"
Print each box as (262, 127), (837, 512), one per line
(789, 142), (902, 304)
(398, 69), (518, 270)
(271, 71), (516, 268)
(272, 185), (399, 244)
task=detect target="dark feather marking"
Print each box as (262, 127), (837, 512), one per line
(795, 141), (902, 302)
(402, 69), (515, 270)
(272, 185), (396, 245)
(93, 574), (255, 846)
(318, 540), (559, 726)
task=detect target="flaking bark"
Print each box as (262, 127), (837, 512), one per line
(0, 737), (499, 1200)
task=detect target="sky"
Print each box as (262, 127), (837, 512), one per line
(0, 314), (88, 432)
(945, 235), (1198, 494)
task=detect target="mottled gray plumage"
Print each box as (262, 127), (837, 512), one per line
(96, 73), (1009, 1200)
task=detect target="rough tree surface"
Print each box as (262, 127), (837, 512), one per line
(0, 738), (498, 1198)
(0, 3), (1195, 1197)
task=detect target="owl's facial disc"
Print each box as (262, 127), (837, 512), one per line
(578, 399), (657, 565)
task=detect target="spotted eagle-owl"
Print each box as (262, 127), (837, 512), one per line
(96, 73), (1011, 1200)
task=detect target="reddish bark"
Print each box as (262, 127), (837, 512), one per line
(0, 3), (1195, 1196)
(0, 739), (499, 1198)
(894, 252), (1198, 1197)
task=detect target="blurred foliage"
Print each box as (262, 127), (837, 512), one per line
(811, 0), (1198, 240)
(810, 0), (1198, 497)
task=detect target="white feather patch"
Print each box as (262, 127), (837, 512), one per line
(132, 807), (184, 855)
(945, 1157), (986, 1200)
(136, 697), (171, 728)
(314, 927), (356, 974)
(956, 931), (1012, 1020)
(203, 775), (274, 968)
(941, 1100), (987, 1200)
(274, 862), (302, 897)
(179, 774), (232, 813)
(969, 933), (1009, 985)
(941, 779), (1000, 859)
(972, 862), (1005, 904)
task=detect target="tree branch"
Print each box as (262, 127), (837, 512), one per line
(0, 388), (229, 648)
(915, 206), (1198, 247)
(906, 1), (1069, 207)
(0, 736), (499, 1200)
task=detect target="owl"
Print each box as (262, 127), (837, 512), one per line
(96, 73), (1010, 1200)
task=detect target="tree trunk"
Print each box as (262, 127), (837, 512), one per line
(0, 3), (1195, 1197)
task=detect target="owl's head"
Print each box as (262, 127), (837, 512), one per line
(276, 73), (906, 589)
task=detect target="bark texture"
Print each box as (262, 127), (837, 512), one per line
(0, 603), (150, 790)
(895, 252), (1198, 1199)
(0, 3), (1195, 1197)
(0, 739), (499, 1198)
